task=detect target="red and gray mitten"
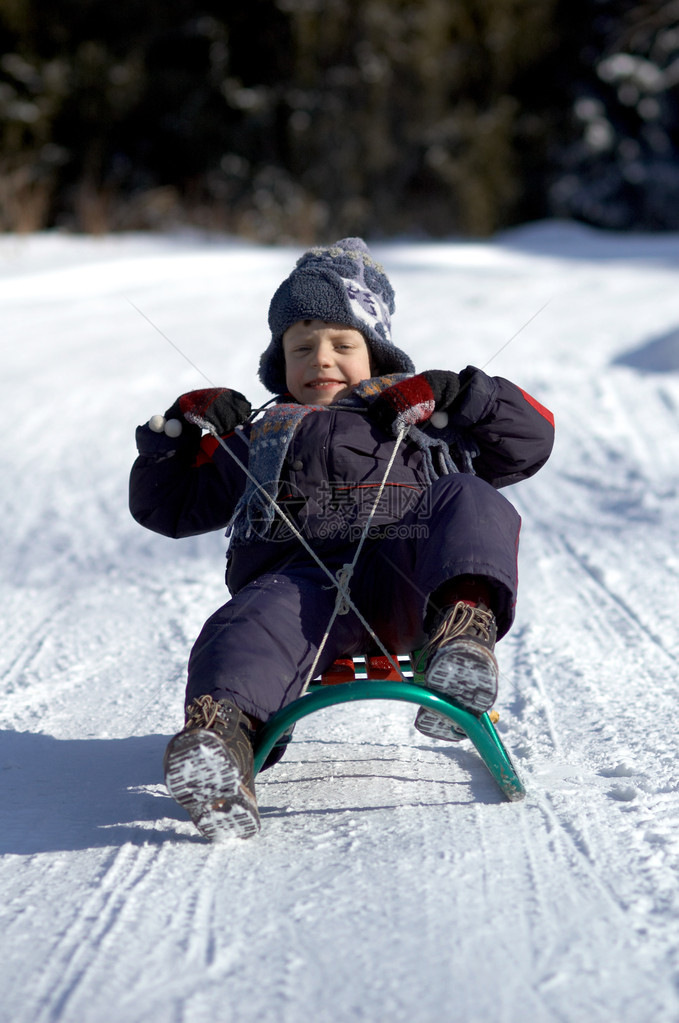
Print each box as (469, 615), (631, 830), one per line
(368, 371), (460, 434)
(167, 387), (251, 433)
(148, 387), (252, 439)
(138, 387), (252, 458)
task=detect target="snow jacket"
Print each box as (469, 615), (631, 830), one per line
(129, 367), (554, 594)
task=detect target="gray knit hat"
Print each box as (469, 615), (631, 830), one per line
(259, 237), (415, 394)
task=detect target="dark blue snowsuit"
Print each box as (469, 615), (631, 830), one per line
(130, 367), (554, 723)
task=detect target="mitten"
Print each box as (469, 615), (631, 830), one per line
(165, 387), (252, 435)
(138, 388), (252, 458)
(368, 371), (460, 434)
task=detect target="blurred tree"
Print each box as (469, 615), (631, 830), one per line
(0, 0), (676, 237)
(271, 0), (559, 237)
(549, 0), (679, 229)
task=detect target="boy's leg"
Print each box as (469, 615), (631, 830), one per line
(356, 473), (521, 649)
(354, 474), (521, 736)
(185, 567), (368, 723)
(165, 565), (367, 840)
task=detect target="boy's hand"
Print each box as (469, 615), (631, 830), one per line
(368, 371), (460, 433)
(165, 388), (252, 435)
(136, 388), (252, 459)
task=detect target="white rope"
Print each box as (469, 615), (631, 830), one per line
(189, 413), (408, 683)
(301, 422), (407, 691)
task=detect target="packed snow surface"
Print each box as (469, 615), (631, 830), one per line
(2, 222), (679, 1022)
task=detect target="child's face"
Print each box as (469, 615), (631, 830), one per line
(282, 320), (373, 405)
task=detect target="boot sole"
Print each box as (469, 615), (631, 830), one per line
(164, 731), (260, 841)
(415, 639), (498, 741)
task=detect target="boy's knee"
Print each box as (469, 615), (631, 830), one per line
(426, 473), (518, 522)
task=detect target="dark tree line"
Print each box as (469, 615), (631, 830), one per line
(0, 0), (677, 238)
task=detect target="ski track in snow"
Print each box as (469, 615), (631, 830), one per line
(2, 224), (679, 1022)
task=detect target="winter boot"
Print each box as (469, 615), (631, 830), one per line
(414, 601), (498, 741)
(164, 695), (260, 840)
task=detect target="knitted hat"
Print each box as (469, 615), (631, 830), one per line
(259, 237), (415, 394)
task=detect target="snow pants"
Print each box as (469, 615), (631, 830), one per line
(185, 474), (521, 722)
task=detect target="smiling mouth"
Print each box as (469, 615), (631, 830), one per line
(305, 379), (344, 388)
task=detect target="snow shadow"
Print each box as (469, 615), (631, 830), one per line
(381, 223), (679, 279)
(494, 221), (679, 266)
(0, 730), (186, 854)
(0, 729), (506, 854)
(611, 326), (679, 373)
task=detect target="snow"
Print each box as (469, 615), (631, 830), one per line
(2, 221), (679, 1022)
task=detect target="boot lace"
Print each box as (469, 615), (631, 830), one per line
(420, 601), (495, 665)
(184, 694), (220, 730)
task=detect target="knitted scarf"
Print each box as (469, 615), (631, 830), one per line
(228, 374), (474, 545)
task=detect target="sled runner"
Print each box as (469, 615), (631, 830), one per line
(252, 653), (526, 802)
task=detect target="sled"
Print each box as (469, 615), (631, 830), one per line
(252, 653), (526, 802)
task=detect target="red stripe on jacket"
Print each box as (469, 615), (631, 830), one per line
(518, 387), (555, 428)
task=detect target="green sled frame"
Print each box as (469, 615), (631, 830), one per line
(252, 653), (525, 802)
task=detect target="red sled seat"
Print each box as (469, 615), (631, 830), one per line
(320, 655), (403, 684)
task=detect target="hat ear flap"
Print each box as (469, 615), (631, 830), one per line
(258, 343), (288, 396)
(368, 348), (382, 376)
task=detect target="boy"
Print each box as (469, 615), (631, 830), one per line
(130, 238), (554, 841)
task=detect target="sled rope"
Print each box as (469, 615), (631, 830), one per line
(189, 414), (407, 681)
(302, 423), (407, 691)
